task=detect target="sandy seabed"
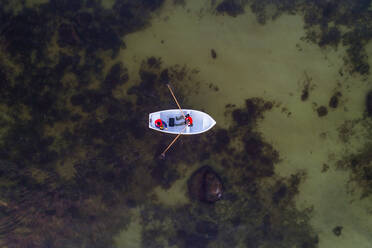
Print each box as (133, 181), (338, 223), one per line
(114, 0), (372, 247)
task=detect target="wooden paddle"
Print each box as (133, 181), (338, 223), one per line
(167, 84), (186, 120)
(159, 84), (190, 158)
(160, 124), (187, 158)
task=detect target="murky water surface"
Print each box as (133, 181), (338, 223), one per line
(0, 0), (372, 247)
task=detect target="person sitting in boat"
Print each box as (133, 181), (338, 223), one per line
(176, 114), (193, 126)
(155, 119), (168, 130)
(185, 114), (193, 126)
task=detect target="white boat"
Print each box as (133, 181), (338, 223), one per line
(149, 109), (216, 135)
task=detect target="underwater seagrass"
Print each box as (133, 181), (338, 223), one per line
(0, 0), (371, 248)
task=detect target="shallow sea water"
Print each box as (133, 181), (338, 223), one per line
(0, 0), (372, 248)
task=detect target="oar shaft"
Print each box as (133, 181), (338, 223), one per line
(161, 134), (181, 156)
(0, 200), (8, 207)
(161, 125), (187, 157)
(167, 84), (186, 119)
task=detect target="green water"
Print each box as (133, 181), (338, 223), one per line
(0, 0), (372, 247)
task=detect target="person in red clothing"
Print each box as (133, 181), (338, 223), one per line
(184, 114), (193, 126)
(176, 114), (193, 126)
(155, 119), (167, 130)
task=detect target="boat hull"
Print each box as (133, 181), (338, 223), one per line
(149, 109), (216, 135)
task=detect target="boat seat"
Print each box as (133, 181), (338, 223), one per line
(169, 118), (175, 127)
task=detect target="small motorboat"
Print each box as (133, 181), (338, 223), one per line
(149, 109), (216, 135)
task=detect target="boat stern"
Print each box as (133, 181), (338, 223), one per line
(149, 112), (161, 129)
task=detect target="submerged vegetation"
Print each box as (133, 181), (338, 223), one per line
(215, 0), (372, 209)
(367, 91), (372, 116)
(0, 0), (318, 243)
(0, 0), (167, 246)
(0, 0), (370, 247)
(334, 91), (372, 201)
(215, 0), (372, 76)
